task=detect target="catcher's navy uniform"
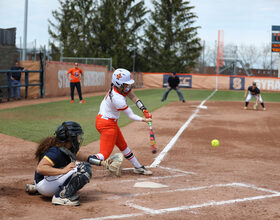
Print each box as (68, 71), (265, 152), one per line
(34, 146), (71, 184)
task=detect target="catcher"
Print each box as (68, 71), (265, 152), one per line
(244, 82), (266, 110)
(88, 68), (153, 175)
(26, 121), (124, 206)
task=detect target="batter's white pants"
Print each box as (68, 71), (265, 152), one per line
(35, 167), (77, 197)
(246, 93), (263, 103)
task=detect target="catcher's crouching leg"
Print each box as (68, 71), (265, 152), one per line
(52, 162), (92, 206)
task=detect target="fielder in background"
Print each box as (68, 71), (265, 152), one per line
(244, 82), (266, 110)
(87, 68), (153, 175)
(66, 63), (86, 104)
(161, 72), (185, 103)
(26, 121), (123, 206)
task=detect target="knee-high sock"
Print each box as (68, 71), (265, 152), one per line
(121, 147), (141, 168)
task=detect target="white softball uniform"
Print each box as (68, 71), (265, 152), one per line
(35, 167), (77, 197)
(98, 87), (142, 121)
(246, 93), (263, 103)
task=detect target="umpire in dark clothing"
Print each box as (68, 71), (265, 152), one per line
(161, 72), (185, 102)
(9, 62), (24, 100)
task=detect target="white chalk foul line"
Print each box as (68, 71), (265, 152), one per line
(150, 89), (217, 168)
(127, 193), (280, 215)
(157, 166), (196, 175)
(81, 213), (144, 220)
(118, 173), (186, 183)
(81, 182), (280, 220)
(108, 182), (280, 200)
(86, 192), (280, 220)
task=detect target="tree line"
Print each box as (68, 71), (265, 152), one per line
(48, 0), (202, 73)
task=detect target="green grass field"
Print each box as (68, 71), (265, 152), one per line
(0, 88), (279, 145)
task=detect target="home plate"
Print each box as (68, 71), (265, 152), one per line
(134, 182), (168, 188)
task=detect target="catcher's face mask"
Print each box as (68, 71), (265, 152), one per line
(71, 133), (84, 155)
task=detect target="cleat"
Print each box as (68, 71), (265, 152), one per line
(244, 107), (248, 110)
(25, 184), (39, 195)
(134, 166), (152, 175)
(80, 100), (86, 104)
(263, 108), (266, 111)
(182, 100), (185, 103)
(70, 195), (80, 201)
(71, 100), (74, 104)
(52, 195), (80, 206)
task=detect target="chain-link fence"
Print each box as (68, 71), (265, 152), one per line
(61, 57), (112, 71)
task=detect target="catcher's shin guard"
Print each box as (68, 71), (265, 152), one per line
(58, 162), (92, 199)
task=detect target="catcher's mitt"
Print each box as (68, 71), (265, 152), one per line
(104, 153), (124, 177)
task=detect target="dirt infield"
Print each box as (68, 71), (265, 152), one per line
(1, 97), (280, 220)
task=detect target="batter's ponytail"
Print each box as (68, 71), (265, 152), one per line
(109, 83), (114, 101)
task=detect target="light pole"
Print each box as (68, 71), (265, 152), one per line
(23, 0), (28, 61)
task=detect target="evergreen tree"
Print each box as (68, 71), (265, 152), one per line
(48, 0), (96, 59)
(142, 0), (202, 72)
(48, 0), (146, 70)
(93, 0), (147, 69)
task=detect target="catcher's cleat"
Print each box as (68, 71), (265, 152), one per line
(52, 195), (80, 206)
(244, 106), (248, 110)
(134, 166), (152, 175)
(26, 183), (39, 195)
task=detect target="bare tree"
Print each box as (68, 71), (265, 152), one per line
(259, 43), (279, 70)
(204, 43), (216, 67)
(238, 44), (259, 69)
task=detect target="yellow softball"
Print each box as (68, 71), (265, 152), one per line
(211, 139), (220, 147)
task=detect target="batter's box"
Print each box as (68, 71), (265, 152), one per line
(99, 165), (196, 184)
(125, 182), (280, 215)
(82, 183), (280, 220)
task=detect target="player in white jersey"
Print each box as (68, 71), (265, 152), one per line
(87, 68), (153, 175)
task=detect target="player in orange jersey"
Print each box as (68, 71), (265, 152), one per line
(66, 63), (86, 104)
(88, 68), (153, 175)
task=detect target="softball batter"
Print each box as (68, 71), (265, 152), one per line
(88, 68), (153, 175)
(244, 82), (266, 110)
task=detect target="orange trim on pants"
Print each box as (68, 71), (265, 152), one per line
(95, 114), (127, 160)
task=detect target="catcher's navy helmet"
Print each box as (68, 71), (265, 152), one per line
(55, 121), (84, 154)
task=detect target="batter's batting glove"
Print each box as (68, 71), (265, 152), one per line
(143, 110), (152, 119)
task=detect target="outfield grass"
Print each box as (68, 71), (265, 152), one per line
(0, 88), (278, 145)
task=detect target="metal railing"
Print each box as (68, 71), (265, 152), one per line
(0, 69), (44, 102)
